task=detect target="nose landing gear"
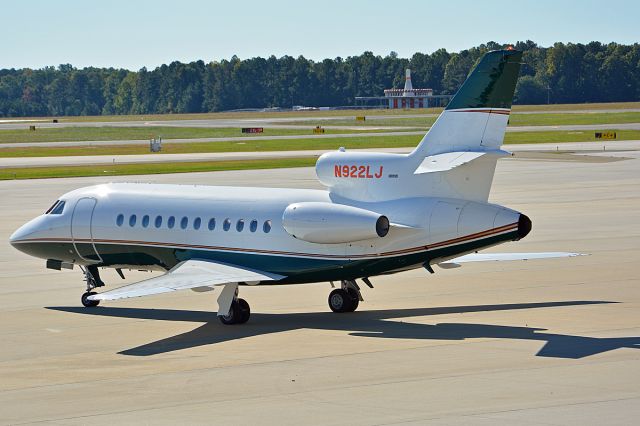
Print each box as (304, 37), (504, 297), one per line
(81, 291), (99, 308)
(79, 265), (103, 307)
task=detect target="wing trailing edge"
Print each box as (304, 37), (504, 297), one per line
(88, 259), (285, 301)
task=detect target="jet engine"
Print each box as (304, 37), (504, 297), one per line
(282, 202), (389, 244)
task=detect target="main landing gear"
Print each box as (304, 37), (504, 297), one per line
(80, 265), (104, 308)
(217, 283), (251, 325)
(219, 298), (251, 325)
(328, 279), (368, 313)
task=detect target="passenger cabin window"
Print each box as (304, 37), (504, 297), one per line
(263, 220), (272, 233)
(129, 214), (137, 227)
(250, 220), (258, 232)
(223, 218), (231, 231)
(155, 215), (162, 228)
(208, 218), (216, 231)
(116, 214), (124, 227)
(180, 216), (189, 230)
(194, 217), (201, 230)
(168, 216), (175, 229)
(142, 215), (150, 228)
(236, 219), (245, 232)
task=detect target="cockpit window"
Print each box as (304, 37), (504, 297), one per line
(47, 200), (66, 215)
(45, 201), (59, 214)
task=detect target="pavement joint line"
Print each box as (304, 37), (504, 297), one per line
(424, 395), (640, 424)
(9, 359), (637, 426)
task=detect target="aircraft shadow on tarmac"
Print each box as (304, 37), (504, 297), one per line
(48, 301), (639, 359)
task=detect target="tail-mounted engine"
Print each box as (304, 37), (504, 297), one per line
(282, 202), (389, 244)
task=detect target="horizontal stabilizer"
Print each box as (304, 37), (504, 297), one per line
(414, 150), (510, 174)
(88, 259), (285, 301)
(437, 252), (585, 268)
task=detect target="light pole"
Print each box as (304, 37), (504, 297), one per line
(546, 84), (551, 104)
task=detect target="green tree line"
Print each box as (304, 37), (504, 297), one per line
(1, 41), (639, 117)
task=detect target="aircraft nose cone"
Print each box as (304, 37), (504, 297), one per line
(9, 223), (30, 247)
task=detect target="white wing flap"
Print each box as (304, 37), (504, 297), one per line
(438, 252), (584, 268)
(88, 259), (285, 301)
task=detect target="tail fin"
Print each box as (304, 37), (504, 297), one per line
(315, 49), (522, 203)
(411, 49), (522, 158)
(408, 49), (522, 202)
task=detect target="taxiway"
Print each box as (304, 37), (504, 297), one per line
(0, 149), (638, 424)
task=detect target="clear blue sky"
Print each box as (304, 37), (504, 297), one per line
(2, 0), (638, 70)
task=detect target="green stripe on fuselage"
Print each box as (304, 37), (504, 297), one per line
(24, 230), (519, 284)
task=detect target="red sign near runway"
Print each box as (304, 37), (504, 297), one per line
(241, 127), (264, 134)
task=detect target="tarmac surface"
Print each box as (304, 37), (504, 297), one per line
(1, 148), (639, 424)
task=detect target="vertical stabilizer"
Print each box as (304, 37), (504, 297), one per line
(315, 49), (522, 203)
(406, 49), (522, 201)
(410, 49), (522, 158)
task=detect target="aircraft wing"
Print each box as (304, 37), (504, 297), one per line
(88, 259), (285, 301)
(437, 252), (584, 268)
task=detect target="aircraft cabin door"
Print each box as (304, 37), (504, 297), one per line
(71, 197), (103, 263)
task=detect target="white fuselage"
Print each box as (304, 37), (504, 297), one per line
(10, 182), (523, 284)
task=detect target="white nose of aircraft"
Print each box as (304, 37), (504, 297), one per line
(10, 220), (36, 247)
(9, 215), (54, 258)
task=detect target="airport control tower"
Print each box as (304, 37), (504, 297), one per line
(355, 69), (452, 109)
(402, 69), (414, 96)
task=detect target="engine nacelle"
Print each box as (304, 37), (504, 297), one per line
(282, 202), (389, 244)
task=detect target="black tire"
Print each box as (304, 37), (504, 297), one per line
(219, 300), (239, 325)
(346, 288), (360, 312)
(219, 299), (251, 325)
(237, 298), (251, 324)
(81, 291), (99, 307)
(328, 289), (353, 313)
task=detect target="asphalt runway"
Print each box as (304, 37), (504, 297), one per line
(1, 150), (639, 424)
(1, 140), (638, 168)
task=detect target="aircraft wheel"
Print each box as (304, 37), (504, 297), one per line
(81, 291), (99, 308)
(346, 288), (360, 312)
(328, 289), (353, 313)
(237, 298), (251, 324)
(219, 299), (250, 325)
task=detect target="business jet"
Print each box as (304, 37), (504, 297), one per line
(9, 49), (579, 325)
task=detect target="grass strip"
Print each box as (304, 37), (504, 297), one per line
(277, 112), (640, 128)
(2, 102), (639, 123)
(0, 126), (398, 144)
(0, 157), (318, 180)
(0, 135), (422, 157)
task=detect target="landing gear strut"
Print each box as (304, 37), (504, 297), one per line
(217, 284), (251, 325)
(79, 265), (102, 307)
(328, 280), (362, 313)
